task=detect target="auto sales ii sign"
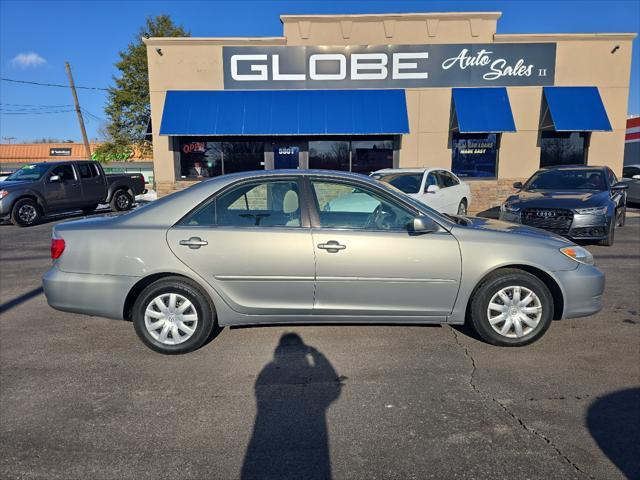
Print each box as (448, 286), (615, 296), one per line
(223, 43), (556, 89)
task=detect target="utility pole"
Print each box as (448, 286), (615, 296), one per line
(65, 61), (91, 159)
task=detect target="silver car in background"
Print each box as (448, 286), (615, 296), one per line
(43, 170), (604, 354)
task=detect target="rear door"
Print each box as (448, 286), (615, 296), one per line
(308, 178), (461, 316)
(77, 162), (104, 205)
(166, 177), (315, 316)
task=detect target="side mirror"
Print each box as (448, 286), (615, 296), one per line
(49, 175), (61, 183)
(512, 181), (523, 189)
(612, 181), (629, 190)
(633, 175), (640, 180)
(409, 215), (439, 234)
(426, 184), (440, 194)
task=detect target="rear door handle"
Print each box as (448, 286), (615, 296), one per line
(317, 240), (346, 253)
(179, 237), (208, 249)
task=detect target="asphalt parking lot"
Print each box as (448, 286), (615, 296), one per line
(1, 209), (639, 480)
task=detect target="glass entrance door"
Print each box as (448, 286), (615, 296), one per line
(274, 144), (300, 169)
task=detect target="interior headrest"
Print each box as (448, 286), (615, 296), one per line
(283, 190), (299, 214)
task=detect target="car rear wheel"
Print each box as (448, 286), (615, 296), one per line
(457, 199), (468, 215)
(110, 189), (133, 211)
(11, 198), (42, 227)
(599, 219), (615, 246)
(470, 269), (553, 347)
(132, 277), (215, 354)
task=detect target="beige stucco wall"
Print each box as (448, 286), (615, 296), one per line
(144, 12), (635, 189)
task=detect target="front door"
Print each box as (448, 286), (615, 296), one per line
(274, 144), (300, 169)
(166, 177), (315, 316)
(44, 164), (83, 210)
(308, 178), (462, 316)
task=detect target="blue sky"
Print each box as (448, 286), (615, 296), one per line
(1, 0), (639, 143)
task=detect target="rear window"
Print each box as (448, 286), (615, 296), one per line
(375, 173), (423, 194)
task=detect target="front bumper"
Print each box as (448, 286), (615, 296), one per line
(43, 265), (139, 320)
(500, 211), (609, 240)
(554, 264), (605, 319)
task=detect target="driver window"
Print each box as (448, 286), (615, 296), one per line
(51, 165), (75, 182)
(311, 180), (414, 231)
(425, 172), (438, 192)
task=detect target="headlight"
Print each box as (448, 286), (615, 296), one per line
(575, 206), (607, 215)
(0, 190), (8, 200)
(560, 246), (594, 265)
(501, 203), (521, 213)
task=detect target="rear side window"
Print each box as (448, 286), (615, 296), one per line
(181, 180), (302, 228)
(78, 163), (99, 178)
(623, 166), (640, 178)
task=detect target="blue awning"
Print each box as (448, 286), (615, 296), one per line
(451, 87), (516, 133)
(159, 89), (409, 136)
(542, 87), (612, 131)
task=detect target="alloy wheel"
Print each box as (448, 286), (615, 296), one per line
(18, 204), (37, 223)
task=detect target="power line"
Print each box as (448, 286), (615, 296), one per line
(0, 109), (77, 115)
(1, 77), (108, 91)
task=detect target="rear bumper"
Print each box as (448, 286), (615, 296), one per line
(554, 264), (605, 319)
(42, 265), (138, 320)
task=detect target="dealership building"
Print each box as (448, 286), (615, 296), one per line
(144, 12), (635, 212)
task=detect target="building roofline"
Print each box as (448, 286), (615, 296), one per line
(280, 12), (503, 22)
(494, 32), (637, 42)
(143, 37), (286, 46)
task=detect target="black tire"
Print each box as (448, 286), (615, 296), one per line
(110, 189), (133, 212)
(82, 204), (99, 214)
(10, 198), (42, 227)
(599, 219), (615, 246)
(469, 268), (554, 347)
(457, 199), (468, 215)
(616, 206), (626, 227)
(132, 276), (216, 354)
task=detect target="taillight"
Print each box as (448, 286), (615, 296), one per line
(51, 238), (65, 259)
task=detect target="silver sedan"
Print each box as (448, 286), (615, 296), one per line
(43, 170), (605, 354)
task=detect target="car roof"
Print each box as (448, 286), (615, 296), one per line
(538, 165), (606, 171)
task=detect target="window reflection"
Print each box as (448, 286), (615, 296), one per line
(309, 140), (350, 171)
(540, 132), (588, 167)
(351, 139), (394, 174)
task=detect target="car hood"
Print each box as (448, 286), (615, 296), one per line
(456, 216), (572, 244)
(0, 180), (34, 189)
(505, 190), (610, 209)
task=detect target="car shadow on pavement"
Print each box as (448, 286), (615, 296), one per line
(0, 286), (43, 315)
(241, 333), (343, 480)
(586, 387), (640, 479)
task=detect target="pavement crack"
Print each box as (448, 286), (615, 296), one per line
(448, 327), (594, 480)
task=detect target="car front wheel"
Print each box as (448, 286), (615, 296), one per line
(470, 269), (553, 347)
(11, 198), (42, 227)
(132, 277), (215, 354)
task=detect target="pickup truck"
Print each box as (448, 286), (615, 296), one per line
(0, 161), (146, 226)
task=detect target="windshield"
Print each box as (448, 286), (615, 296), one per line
(5, 164), (49, 181)
(374, 172), (423, 194)
(524, 169), (607, 191)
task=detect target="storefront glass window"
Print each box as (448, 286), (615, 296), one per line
(351, 139), (394, 174)
(308, 140), (350, 170)
(451, 133), (498, 178)
(540, 132), (588, 168)
(179, 139), (222, 179)
(223, 142), (265, 173)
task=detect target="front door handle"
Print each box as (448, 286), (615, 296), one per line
(317, 240), (346, 253)
(179, 237), (208, 249)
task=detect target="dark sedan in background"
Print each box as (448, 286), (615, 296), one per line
(500, 166), (628, 246)
(622, 164), (640, 204)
